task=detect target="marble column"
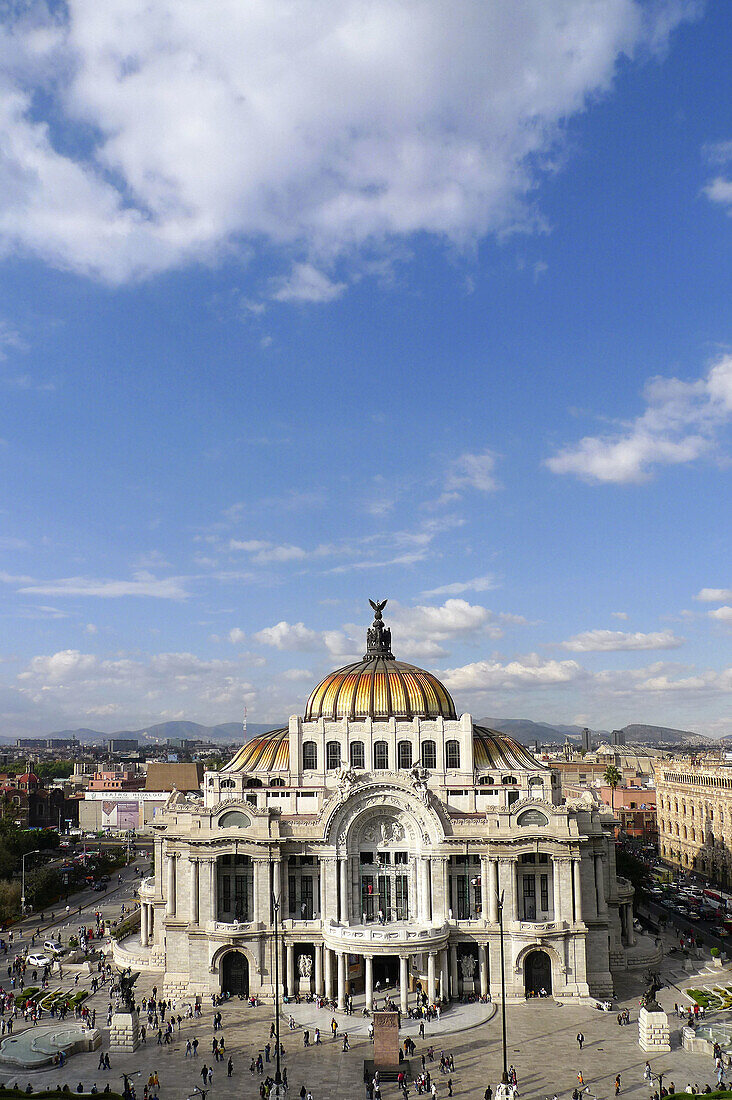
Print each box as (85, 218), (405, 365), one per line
(479, 944), (489, 997)
(286, 943), (295, 996)
(252, 859), (261, 925)
(189, 858), (199, 925)
(594, 854), (607, 916)
(427, 952), (436, 1003)
(339, 858), (348, 923)
(365, 955), (374, 1010)
(315, 944), (323, 996)
(480, 857), (489, 921)
(420, 859), (430, 922)
(208, 859), (217, 922)
(449, 945), (458, 999)
(324, 858), (338, 921)
(573, 858), (583, 923)
(440, 949), (448, 1001)
(337, 952), (346, 1010)
(399, 955), (409, 1014)
(324, 947), (333, 1000)
(140, 903), (149, 947)
(166, 854), (176, 918)
(488, 860), (498, 924)
(552, 859), (561, 923)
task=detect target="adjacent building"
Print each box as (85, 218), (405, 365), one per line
(116, 603), (653, 1003)
(656, 757), (732, 886)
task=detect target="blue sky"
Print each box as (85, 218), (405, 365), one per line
(0, 0), (730, 736)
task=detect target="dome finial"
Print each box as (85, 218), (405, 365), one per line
(365, 598), (394, 659)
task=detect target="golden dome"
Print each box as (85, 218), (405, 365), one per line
(222, 727), (289, 773)
(304, 655), (456, 721)
(304, 599), (456, 721)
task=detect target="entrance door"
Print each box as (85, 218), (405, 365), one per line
(221, 951), (249, 996)
(524, 950), (551, 997)
(373, 955), (399, 990)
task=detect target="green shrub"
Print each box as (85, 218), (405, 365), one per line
(111, 908), (141, 941)
(14, 987), (39, 1005)
(711, 946), (721, 957)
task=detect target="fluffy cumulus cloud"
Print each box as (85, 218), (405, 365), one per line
(560, 628), (684, 652)
(546, 354), (732, 483)
(695, 587), (732, 601)
(709, 607), (732, 624)
(442, 654), (585, 691)
(15, 648), (257, 726)
(0, 1), (696, 284)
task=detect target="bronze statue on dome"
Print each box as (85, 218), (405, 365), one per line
(365, 598), (394, 659)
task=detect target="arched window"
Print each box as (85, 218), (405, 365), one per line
(326, 741), (342, 770)
(269, 777), (285, 787)
(445, 740), (460, 769)
(421, 740), (437, 769)
(398, 741), (413, 769)
(302, 741), (317, 770)
(479, 775), (494, 786)
(220, 778), (235, 789)
(350, 741), (365, 769)
(246, 778), (262, 788)
(373, 741), (389, 770)
(502, 775), (518, 785)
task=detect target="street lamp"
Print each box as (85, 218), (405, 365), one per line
(21, 850), (39, 915)
(497, 890), (509, 1090)
(269, 847), (284, 1099)
(650, 1069), (666, 1097)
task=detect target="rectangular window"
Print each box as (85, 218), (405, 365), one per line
(222, 874), (231, 913)
(360, 851), (374, 864)
(300, 876), (314, 919)
(522, 874), (536, 921)
(394, 851), (408, 865)
(288, 874), (297, 915)
(395, 874), (409, 920)
(361, 875), (375, 920)
(540, 874), (548, 911)
(456, 875), (471, 920)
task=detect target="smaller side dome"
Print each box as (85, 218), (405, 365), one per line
(222, 728), (289, 773)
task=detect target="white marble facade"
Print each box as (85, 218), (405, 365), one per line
(129, 609), (638, 1003)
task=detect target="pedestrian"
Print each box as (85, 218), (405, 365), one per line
(615, 1074), (621, 1096)
(576, 1032), (584, 1050)
(201, 1065), (208, 1084)
(484, 1088), (493, 1100)
(447, 1080), (452, 1097)
(227, 1058), (233, 1078)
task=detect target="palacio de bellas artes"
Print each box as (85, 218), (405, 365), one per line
(115, 601), (657, 1005)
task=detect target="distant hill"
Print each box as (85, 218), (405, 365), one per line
(620, 723), (706, 745)
(479, 717), (707, 746)
(8, 720), (275, 745)
(478, 718), (604, 745)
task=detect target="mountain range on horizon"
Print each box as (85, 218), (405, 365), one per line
(5, 717), (713, 748)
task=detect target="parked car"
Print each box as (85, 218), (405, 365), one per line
(43, 940), (65, 957)
(26, 953), (52, 968)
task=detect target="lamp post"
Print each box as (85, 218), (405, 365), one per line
(650, 1069), (666, 1097)
(497, 889), (509, 1088)
(269, 847), (284, 1098)
(21, 849), (39, 915)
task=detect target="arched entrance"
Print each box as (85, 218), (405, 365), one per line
(221, 950), (249, 996)
(524, 950), (552, 997)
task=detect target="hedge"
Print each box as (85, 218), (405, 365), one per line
(110, 908), (140, 942)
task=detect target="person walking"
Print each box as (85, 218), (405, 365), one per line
(615, 1074), (621, 1096)
(576, 1032), (585, 1051)
(227, 1058), (233, 1078)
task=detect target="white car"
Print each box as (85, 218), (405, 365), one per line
(26, 953), (52, 969)
(43, 940), (65, 957)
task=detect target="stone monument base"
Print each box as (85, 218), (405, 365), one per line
(638, 1006), (671, 1052)
(109, 1011), (140, 1053)
(299, 977), (312, 994)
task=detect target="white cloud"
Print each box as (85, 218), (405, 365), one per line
(253, 621), (322, 651)
(611, 611), (629, 620)
(15, 648), (257, 727)
(560, 628), (684, 652)
(228, 627), (246, 644)
(0, 2), (696, 283)
(546, 353), (732, 483)
(442, 654), (584, 691)
(709, 606), (732, 624)
(421, 574), (497, 597)
(229, 539), (309, 563)
(17, 572), (189, 599)
(84, 623), (98, 634)
(392, 599), (503, 641)
(0, 321), (27, 360)
(442, 451), (499, 500)
(704, 140), (732, 213)
(695, 588), (732, 602)
(270, 264), (346, 304)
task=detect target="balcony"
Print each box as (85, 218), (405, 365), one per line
(323, 919), (449, 954)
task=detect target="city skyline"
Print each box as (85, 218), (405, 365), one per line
(0, 1), (729, 735)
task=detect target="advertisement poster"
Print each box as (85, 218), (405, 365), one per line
(101, 800), (140, 830)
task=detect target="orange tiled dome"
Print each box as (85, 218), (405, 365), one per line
(304, 656), (456, 721)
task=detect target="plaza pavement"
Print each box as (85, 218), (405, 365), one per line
(1, 877), (728, 1100)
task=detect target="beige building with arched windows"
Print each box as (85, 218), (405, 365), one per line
(656, 759), (732, 886)
(115, 603), (652, 1003)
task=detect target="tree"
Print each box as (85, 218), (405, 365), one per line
(0, 881), (21, 923)
(604, 764), (622, 812)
